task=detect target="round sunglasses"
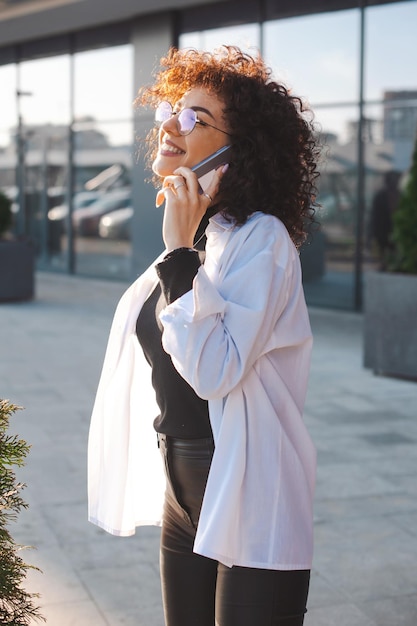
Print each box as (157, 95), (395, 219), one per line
(155, 101), (231, 136)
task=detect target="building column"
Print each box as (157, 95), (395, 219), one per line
(130, 13), (176, 279)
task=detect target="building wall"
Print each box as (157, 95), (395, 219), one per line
(0, 0), (416, 308)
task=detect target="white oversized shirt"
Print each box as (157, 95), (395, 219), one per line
(88, 211), (316, 570)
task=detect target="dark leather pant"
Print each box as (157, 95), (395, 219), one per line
(157, 434), (310, 626)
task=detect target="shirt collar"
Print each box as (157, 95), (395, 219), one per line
(209, 211), (236, 231)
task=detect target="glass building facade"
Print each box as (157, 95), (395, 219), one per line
(0, 0), (416, 309)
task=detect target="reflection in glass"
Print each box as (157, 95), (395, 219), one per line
(68, 45), (134, 280)
(0, 64), (17, 148)
(72, 120), (133, 280)
(0, 65), (17, 215)
(364, 0), (417, 272)
(180, 24), (260, 53)
(364, 102), (417, 273)
(74, 45), (133, 122)
(301, 107), (360, 309)
(20, 55), (70, 126)
(264, 10), (359, 105)
(366, 1), (417, 101)
(44, 118), (133, 278)
(11, 56), (70, 258)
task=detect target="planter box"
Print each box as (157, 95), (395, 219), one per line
(0, 239), (35, 303)
(364, 271), (417, 381)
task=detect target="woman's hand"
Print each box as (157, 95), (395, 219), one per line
(156, 164), (227, 252)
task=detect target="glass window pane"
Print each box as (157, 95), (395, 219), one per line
(366, 1), (417, 101)
(0, 64), (17, 204)
(301, 106), (359, 309)
(264, 10), (360, 105)
(44, 120), (133, 278)
(364, 101), (417, 273)
(74, 45), (133, 122)
(180, 23), (260, 52)
(72, 119), (133, 281)
(45, 121), (133, 278)
(20, 55), (70, 125)
(0, 64), (17, 148)
(71, 44), (134, 280)
(15, 56), (70, 260)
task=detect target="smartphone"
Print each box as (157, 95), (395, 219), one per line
(192, 145), (232, 194)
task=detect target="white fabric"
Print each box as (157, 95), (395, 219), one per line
(88, 211), (316, 570)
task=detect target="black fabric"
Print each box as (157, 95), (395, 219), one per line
(136, 210), (212, 438)
(156, 248), (201, 304)
(136, 280), (211, 438)
(158, 434), (311, 626)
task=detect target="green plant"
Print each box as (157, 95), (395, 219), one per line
(0, 191), (13, 238)
(0, 399), (44, 625)
(391, 136), (417, 274)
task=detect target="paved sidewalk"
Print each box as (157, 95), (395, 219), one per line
(1, 271), (416, 626)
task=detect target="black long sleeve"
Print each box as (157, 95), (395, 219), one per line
(136, 248), (211, 438)
(156, 248), (202, 303)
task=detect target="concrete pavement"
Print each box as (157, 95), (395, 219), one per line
(1, 271), (416, 626)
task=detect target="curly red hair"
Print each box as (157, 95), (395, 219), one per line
(136, 46), (320, 247)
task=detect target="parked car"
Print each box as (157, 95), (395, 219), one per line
(2, 187), (19, 215)
(98, 207), (133, 240)
(73, 188), (132, 236)
(48, 191), (103, 230)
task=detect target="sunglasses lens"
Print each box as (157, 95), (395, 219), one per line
(155, 101), (172, 124)
(178, 109), (196, 135)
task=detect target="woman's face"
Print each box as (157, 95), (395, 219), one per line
(152, 86), (230, 178)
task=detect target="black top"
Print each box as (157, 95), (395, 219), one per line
(136, 214), (214, 438)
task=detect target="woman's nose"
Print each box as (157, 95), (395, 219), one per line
(161, 114), (179, 136)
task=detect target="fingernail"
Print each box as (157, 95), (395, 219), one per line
(156, 190), (164, 207)
(222, 163), (229, 174)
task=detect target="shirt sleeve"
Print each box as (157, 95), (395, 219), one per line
(156, 249), (202, 304)
(159, 216), (308, 400)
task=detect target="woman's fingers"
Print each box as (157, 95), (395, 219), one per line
(155, 175), (187, 207)
(203, 163), (229, 205)
(155, 161), (229, 210)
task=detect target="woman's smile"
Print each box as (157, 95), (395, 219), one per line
(159, 139), (185, 157)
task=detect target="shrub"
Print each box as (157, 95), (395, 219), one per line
(391, 136), (417, 274)
(0, 399), (44, 625)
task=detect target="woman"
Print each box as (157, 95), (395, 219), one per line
(88, 46), (320, 626)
